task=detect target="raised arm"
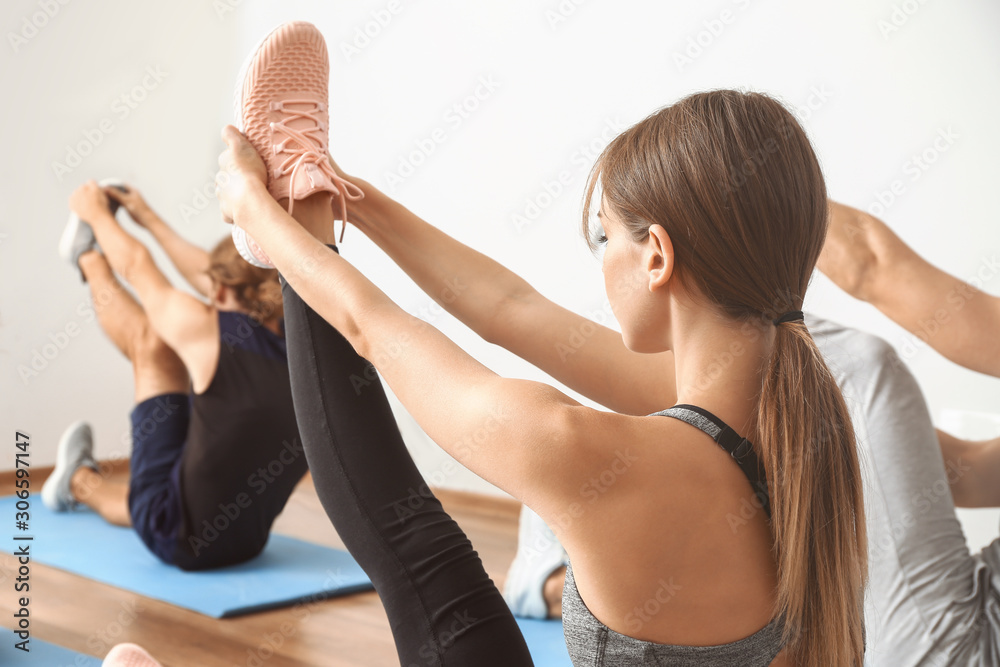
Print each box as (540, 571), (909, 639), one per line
(331, 165), (677, 416)
(106, 185), (215, 299)
(216, 130), (635, 513)
(819, 201), (1000, 377)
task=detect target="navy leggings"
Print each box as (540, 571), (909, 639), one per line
(280, 246), (533, 667)
(128, 392), (189, 565)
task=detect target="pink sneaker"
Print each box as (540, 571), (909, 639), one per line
(231, 21), (363, 269)
(102, 643), (163, 667)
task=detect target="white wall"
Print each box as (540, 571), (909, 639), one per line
(1, 0), (243, 462)
(2, 0), (997, 548)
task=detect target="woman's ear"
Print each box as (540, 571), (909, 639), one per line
(645, 224), (674, 291)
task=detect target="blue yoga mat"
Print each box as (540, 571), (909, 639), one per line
(1, 496), (372, 618)
(516, 618), (572, 666)
(0, 635), (100, 666)
(0, 623), (568, 667)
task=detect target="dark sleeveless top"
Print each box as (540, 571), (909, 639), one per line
(174, 310), (304, 567)
(562, 404), (785, 666)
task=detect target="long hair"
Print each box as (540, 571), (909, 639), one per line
(207, 236), (283, 324)
(582, 90), (866, 666)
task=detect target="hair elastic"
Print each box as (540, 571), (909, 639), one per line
(773, 310), (804, 326)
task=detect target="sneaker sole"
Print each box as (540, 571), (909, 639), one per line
(41, 420), (93, 511)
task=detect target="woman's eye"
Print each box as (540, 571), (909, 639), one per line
(597, 235), (607, 245)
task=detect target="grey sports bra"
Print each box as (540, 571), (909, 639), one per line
(561, 404), (785, 666)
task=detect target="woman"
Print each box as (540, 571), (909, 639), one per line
(42, 183), (306, 571)
(219, 69), (866, 667)
(483, 193), (999, 664)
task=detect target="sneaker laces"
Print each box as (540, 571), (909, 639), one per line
(269, 99), (365, 243)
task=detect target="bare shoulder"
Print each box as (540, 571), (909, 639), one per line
(561, 405), (734, 475)
(551, 407), (779, 644)
(166, 300), (219, 393)
(538, 407), (743, 532)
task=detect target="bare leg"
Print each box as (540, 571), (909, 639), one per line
(70, 467), (131, 527)
(278, 192), (336, 244)
(74, 251), (189, 526)
(79, 251), (145, 355)
(79, 250), (189, 403)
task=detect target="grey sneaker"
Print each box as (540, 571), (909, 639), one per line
(41, 421), (97, 512)
(59, 177), (127, 281)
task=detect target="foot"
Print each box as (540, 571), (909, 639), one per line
(232, 20), (363, 269)
(503, 505), (569, 619)
(59, 177), (128, 281)
(41, 421), (97, 512)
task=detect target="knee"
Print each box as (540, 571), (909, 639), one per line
(849, 331), (901, 371)
(121, 243), (157, 283)
(817, 325), (906, 382)
(833, 329), (931, 422)
(853, 333), (919, 392)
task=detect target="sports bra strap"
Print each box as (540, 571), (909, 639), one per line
(653, 404), (771, 518)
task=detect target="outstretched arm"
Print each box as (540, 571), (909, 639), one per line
(937, 429), (1000, 507)
(216, 127), (639, 513)
(106, 185), (214, 299)
(819, 202), (1000, 377)
(328, 164), (677, 416)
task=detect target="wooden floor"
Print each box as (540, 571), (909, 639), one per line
(0, 466), (523, 666)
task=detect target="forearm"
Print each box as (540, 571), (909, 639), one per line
(869, 247), (1000, 373)
(938, 429), (1000, 507)
(236, 184), (379, 350)
(350, 188), (535, 343)
(349, 185), (677, 415)
(140, 210), (212, 298)
(822, 203), (1000, 376)
(233, 184), (560, 495)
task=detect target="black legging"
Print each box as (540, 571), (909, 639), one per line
(280, 246), (534, 667)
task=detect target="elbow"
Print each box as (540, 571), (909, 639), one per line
(481, 288), (535, 347)
(351, 302), (413, 368)
(821, 206), (886, 302)
(124, 244), (157, 281)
